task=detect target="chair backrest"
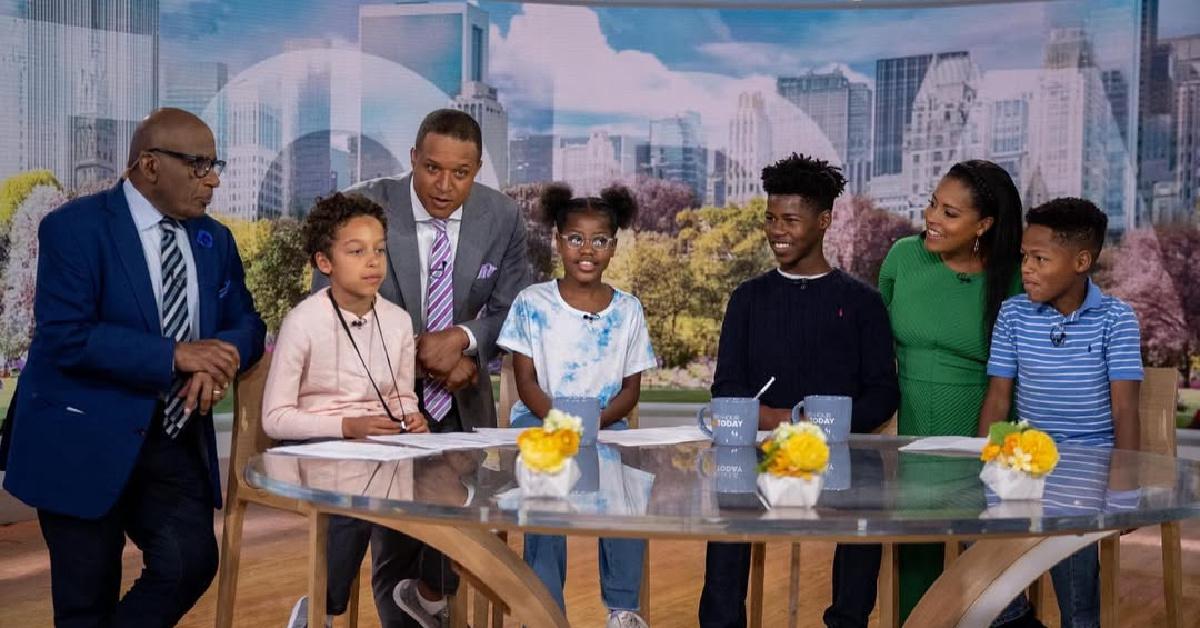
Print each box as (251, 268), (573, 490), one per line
(1139, 366), (1179, 457)
(230, 353), (273, 491)
(498, 354), (517, 428)
(496, 353), (641, 428)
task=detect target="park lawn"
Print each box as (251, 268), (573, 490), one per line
(488, 375), (709, 404)
(1180, 388), (1200, 428)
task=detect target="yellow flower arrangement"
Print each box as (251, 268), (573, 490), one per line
(759, 422), (829, 479)
(517, 409), (583, 473)
(979, 420), (1059, 477)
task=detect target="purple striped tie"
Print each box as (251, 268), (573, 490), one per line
(423, 218), (454, 421)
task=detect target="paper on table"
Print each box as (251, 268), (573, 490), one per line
(898, 436), (988, 454)
(597, 426), (709, 447)
(268, 440), (434, 461)
(469, 428), (524, 446)
(368, 432), (504, 450)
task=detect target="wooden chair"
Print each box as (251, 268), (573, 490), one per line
(493, 355), (652, 622)
(873, 370), (1181, 628)
(214, 355), (364, 627)
(1034, 366), (1181, 628)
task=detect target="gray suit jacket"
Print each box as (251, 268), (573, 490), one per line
(321, 174), (531, 430)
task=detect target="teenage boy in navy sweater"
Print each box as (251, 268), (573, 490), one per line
(698, 153), (900, 628)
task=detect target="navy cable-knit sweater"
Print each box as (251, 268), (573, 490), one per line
(711, 269), (900, 433)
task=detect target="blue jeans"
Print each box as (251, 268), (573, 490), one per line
(513, 415), (645, 611)
(995, 543), (1099, 627)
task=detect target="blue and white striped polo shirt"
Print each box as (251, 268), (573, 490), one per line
(987, 280), (1143, 447)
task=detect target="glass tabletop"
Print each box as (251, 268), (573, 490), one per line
(246, 435), (1200, 541)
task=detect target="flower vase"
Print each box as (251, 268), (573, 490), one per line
(979, 460), (1046, 500)
(517, 455), (580, 498)
(757, 473), (823, 508)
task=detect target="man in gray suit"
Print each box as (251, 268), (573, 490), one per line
(307, 109), (530, 628)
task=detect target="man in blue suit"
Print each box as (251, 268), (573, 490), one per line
(3, 108), (266, 627)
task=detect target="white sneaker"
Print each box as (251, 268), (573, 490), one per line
(392, 578), (448, 628)
(607, 610), (649, 628)
(285, 596), (333, 628)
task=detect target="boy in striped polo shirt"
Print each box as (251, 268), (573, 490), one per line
(978, 197), (1142, 628)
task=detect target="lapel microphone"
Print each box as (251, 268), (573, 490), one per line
(956, 272), (972, 284)
(349, 319), (365, 328)
(582, 312), (599, 322)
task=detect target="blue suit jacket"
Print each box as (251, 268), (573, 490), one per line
(2, 182), (265, 519)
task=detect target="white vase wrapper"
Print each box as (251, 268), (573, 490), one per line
(517, 455), (580, 498)
(979, 460), (1046, 500)
(757, 473), (823, 508)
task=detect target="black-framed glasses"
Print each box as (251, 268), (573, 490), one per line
(1050, 322), (1067, 347)
(561, 233), (613, 250)
(147, 148), (225, 178)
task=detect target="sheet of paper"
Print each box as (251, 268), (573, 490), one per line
(597, 426), (709, 447)
(268, 440), (434, 461)
(368, 432), (505, 451)
(898, 436), (987, 454)
(469, 428), (525, 446)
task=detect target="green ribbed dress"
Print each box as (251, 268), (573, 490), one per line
(877, 235), (1020, 621)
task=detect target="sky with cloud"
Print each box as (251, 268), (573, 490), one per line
(5, 0), (1196, 147)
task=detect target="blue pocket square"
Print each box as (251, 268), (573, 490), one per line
(477, 263), (497, 280)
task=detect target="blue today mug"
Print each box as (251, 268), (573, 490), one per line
(697, 397), (759, 447)
(790, 395), (853, 442)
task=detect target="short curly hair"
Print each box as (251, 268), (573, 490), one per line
(302, 192), (389, 268)
(760, 152), (846, 212)
(1026, 197), (1108, 258)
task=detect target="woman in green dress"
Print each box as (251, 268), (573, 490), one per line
(878, 160), (1025, 623)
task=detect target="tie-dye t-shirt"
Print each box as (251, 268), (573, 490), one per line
(497, 280), (657, 426)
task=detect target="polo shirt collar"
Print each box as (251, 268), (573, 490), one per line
(1035, 278), (1103, 320)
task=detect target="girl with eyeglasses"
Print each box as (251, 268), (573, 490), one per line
(496, 183), (657, 628)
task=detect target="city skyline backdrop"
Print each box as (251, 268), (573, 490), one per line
(2, 0), (1199, 231)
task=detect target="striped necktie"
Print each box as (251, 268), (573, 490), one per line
(422, 218), (453, 422)
(160, 218), (191, 438)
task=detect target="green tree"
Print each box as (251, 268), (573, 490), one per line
(677, 199), (774, 329)
(212, 212), (272, 263)
(245, 219), (310, 336)
(606, 231), (696, 367)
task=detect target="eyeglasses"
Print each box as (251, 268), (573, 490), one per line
(561, 233), (613, 250)
(1050, 322), (1066, 347)
(147, 148), (226, 178)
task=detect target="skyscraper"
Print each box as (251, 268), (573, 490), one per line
(22, 0), (160, 187)
(358, 2), (494, 185)
(1028, 31), (1120, 229)
(874, 52), (969, 178)
(1172, 35), (1200, 222)
(903, 53), (979, 209)
(452, 81), (509, 188)
(280, 40), (334, 217)
(776, 70), (872, 194)
(649, 112), (707, 203)
(509, 134), (554, 186)
(215, 79), (283, 220)
(161, 61), (228, 156)
(726, 91), (771, 205)
(846, 82), (873, 195)
(359, 2), (488, 99)
(777, 71), (851, 163)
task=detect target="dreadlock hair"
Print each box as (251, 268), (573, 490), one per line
(760, 152), (847, 212)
